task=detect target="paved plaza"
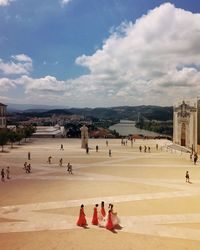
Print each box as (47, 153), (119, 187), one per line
(0, 138), (200, 250)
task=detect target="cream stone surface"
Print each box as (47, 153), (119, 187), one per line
(0, 138), (200, 249)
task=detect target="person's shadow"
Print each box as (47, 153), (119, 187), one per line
(115, 224), (123, 230)
(108, 224), (123, 234)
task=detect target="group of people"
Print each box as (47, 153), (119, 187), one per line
(1, 167), (10, 182)
(46, 151), (74, 174)
(121, 139), (128, 146)
(77, 202), (120, 231)
(139, 145), (151, 153)
(23, 162), (31, 173)
(86, 144), (112, 157)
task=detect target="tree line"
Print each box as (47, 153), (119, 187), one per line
(0, 125), (36, 152)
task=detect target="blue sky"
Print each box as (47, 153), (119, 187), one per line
(1, 0), (200, 107)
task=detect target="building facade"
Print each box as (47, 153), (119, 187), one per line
(173, 99), (200, 154)
(0, 103), (7, 128)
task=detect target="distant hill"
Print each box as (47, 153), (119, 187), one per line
(68, 106), (172, 121)
(7, 103), (68, 112)
(8, 105), (173, 122)
(41, 109), (72, 116)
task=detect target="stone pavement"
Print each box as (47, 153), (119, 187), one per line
(0, 138), (199, 242)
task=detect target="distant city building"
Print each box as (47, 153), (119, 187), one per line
(173, 99), (200, 154)
(0, 103), (7, 128)
(32, 125), (66, 138)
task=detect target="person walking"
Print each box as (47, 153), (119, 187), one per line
(194, 153), (198, 165)
(92, 204), (99, 225)
(59, 158), (63, 167)
(67, 162), (73, 174)
(28, 152), (31, 160)
(27, 163), (31, 173)
(77, 204), (87, 227)
(47, 156), (52, 164)
(190, 152), (193, 161)
(6, 166), (10, 179)
(100, 201), (106, 218)
(98, 201), (106, 227)
(106, 210), (114, 230)
(185, 171), (190, 183)
(1, 168), (5, 182)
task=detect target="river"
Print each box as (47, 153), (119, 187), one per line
(109, 120), (161, 137)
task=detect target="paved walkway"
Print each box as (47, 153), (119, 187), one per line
(0, 139), (199, 241)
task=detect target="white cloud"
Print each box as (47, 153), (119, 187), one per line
(0, 0), (14, 6)
(11, 54), (32, 63)
(0, 54), (32, 75)
(60, 0), (71, 6)
(3, 3), (200, 107)
(73, 3), (200, 106)
(15, 75), (66, 94)
(0, 78), (15, 91)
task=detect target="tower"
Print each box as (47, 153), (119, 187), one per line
(80, 125), (88, 148)
(173, 99), (200, 153)
(0, 103), (7, 128)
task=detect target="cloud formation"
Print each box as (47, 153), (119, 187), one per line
(73, 3), (200, 106)
(15, 75), (66, 94)
(0, 54), (32, 75)
(11, 54), (32, 63)
(60, 0), (71, 6)
(0, 78), (15, 91)
(70, 3), (200, 105)
(2, 3), (200, 107)
(0, 0), (13, 6)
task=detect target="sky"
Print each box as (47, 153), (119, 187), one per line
(1, 0), (200, 108)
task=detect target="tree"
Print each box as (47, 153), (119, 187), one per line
(23, 125), (36, 142)
(0, 129), (9, 152)
(8, 130), (18, 148)
(15, 127), (24, 145)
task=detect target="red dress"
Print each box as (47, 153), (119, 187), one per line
(101, 207), (106, 217)
(92, 207), (99, 225)
(77, 207), (87, 226)
(106, 212), (114, 230)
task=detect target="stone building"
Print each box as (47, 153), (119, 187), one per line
(173, 99), (200, 154)
(32, 124), (66, 138)
(0, 103), (7, 128)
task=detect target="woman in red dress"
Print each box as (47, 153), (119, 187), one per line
(77, 204), (87, 227)
(109, 203), (120, 226)
(92, 204), (99, 225)
(101, 201), (106, 217)
(106, 210), (114, 230)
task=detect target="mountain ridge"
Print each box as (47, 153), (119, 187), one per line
(8, 105), (173, 122)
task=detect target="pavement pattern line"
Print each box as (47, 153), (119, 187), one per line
(0, 141), (199, 242)
(1, 198), (200, 241)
